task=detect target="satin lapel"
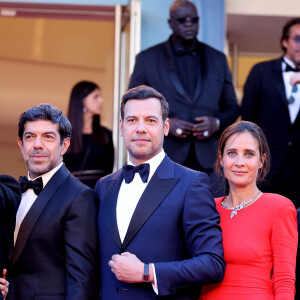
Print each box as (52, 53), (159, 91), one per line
(102, 171), (123, 249)
(274, 57), (289, 108)
(10, 165), (69, 266)
(163, 39), (191, 104)
(193, 42), (206, 102)
(121, 157), (179, 251)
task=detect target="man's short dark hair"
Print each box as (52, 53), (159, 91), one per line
(280, 18), (300, 52)
(121, 85), (169, 122)
(18, 103), (72, 144)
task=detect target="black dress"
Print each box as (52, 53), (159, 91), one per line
(64, 127), (114, 188)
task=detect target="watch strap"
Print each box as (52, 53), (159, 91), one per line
(142, 263), (150, 282)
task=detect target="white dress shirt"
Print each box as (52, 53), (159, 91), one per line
(14, 162), (63, 245)
(282, 56), (300, 123)
(116, 150), (165, 294)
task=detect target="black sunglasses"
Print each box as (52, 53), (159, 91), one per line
(172, 16), (199, 24)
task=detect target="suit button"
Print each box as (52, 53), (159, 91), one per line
(116, 287), (119, 293)
(288, 141), (292, 146)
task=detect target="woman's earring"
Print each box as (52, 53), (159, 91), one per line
(83, 107), (87, 112)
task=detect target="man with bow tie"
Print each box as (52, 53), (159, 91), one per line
(129, 0), (239, 197)
(242, 18), (300, 208)
(95, 85), (225, 300)
(6, 104), (99, 300)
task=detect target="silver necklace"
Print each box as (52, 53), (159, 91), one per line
(221, 191), (262, 219)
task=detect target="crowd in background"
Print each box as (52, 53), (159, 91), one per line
(1, 0), (300, 300)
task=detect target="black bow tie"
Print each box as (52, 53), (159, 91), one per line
(19, 176), (43, 195)
(285, 64), (300, 72)
(122, 163), (150, 184)
(174, 47), (198, 56)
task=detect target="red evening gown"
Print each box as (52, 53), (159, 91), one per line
(200, 193), (297, 300)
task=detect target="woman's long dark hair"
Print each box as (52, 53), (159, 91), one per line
(67, 81), (109, 154)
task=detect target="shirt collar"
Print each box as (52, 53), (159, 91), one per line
(283, 56), (297, 69)
(127, 150), (165, 181)
(28, 162), (63, 187)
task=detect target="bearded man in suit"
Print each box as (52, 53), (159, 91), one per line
(96, 85), (225, 300)
(6, 104), (99, 300)
(242, 18), (300, 208)
(129, 0), (239, 196)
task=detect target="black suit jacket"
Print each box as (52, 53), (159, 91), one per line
(7, 165), (99, 300)
(242, 57), (300, 178)
(0, 175), (20, 272)
(129, 36), (239, 169)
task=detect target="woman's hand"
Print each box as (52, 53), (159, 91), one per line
(0, 269), (9, 299)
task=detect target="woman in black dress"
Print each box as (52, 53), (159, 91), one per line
(64, 81), (114, 188)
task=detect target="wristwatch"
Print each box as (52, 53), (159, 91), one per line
(142, 263), (150, 282)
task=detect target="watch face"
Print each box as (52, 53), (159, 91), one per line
(143, 274), (150, 282)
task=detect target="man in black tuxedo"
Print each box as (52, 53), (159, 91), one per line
(0, 175), (20, 299)
(129, 0), (239, 196)
(242, 18), (300, 208)
(7, 104), (99, 300)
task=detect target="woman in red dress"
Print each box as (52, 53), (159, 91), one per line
(200, 121), (297, 300)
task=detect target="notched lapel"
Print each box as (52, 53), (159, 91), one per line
(102, 172), (123, 249)
(10, 165), (69, 266)
(121, 172), (179, 251)
(274, 59), (289, 108)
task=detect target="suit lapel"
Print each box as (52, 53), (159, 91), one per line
(193, 42), (206, 102)
(121, 156), (179, 251)
(274, 57), (289, 108)
(163, 39), (192, 104)
(10, 165), (69, 266)
(102, 170), (123, 249)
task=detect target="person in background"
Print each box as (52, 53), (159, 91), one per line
(200, 121), (297, 300)
(242, 18), (300, 207)
(64, 81), (114, 188)
(129, 0), (239, 196)
(0, 175), (20, 299)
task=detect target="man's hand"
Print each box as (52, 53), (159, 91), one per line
(193, 116), (219, 139)
(0, 269), (9, 299)
(108, 252), (146, 283)
(169, 118), (194, 138)
(290, 73), (300, 86)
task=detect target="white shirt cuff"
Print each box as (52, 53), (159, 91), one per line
(151, 263), (158, 295)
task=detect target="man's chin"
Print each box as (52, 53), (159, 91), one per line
(28, 164), (52, 178)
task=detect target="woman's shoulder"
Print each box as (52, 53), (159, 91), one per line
(262, 193), (294, 208)
(214, 196), (226, 206)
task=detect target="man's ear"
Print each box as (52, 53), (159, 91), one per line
(168, 18), (173, 30)
(61, 137), (70, 156)
(17, 137), (23, 150)
(164, 118), (170, 136)
(120, 119), (123, 137)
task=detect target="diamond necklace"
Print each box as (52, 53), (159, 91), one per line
(221, 191), (262, 219)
